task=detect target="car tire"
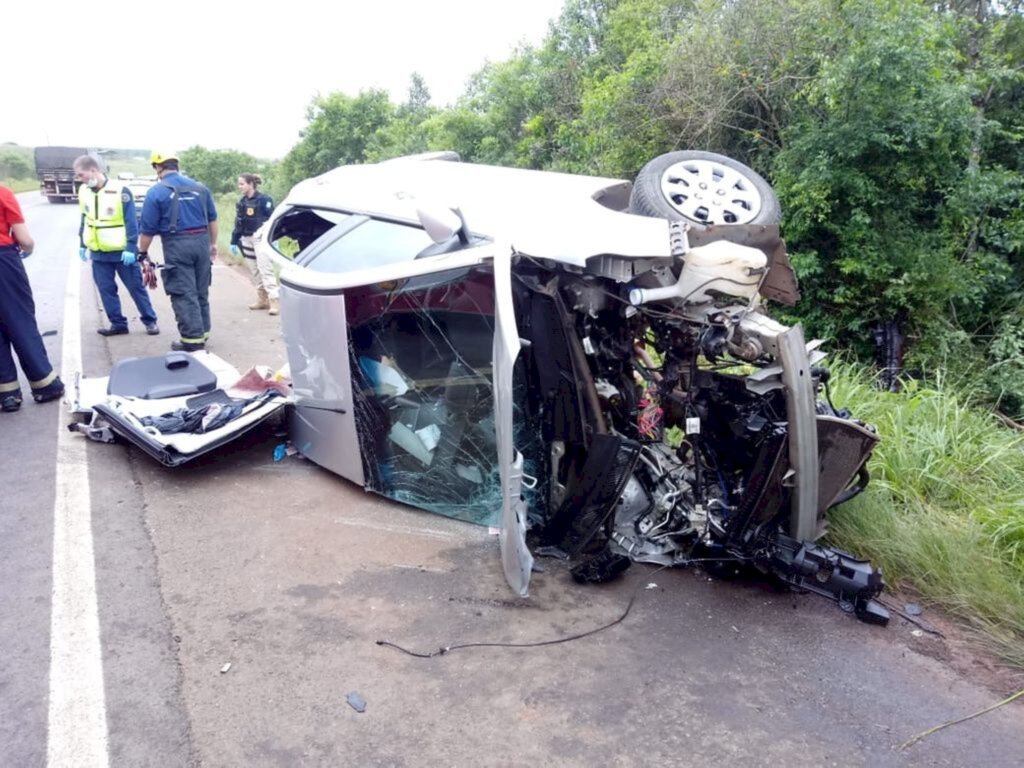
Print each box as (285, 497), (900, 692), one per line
(629, 150), (781, 227)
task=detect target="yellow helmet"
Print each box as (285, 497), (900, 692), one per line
(149, 151), (179, 166)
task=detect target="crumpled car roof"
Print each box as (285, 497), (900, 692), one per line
(281, 157), (673, 266)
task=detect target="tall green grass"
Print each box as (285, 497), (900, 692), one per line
(825, 362), (1024, 667)
(214, 192), (240, 262)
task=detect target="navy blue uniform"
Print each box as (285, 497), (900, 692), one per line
(79, 182), (158, 332)
(140, 172), (218, 345)
(230, 191), (274, 257)
(0, 246), (63, 405)
(0, 185), (63, 409)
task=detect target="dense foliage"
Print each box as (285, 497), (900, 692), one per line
(190, 0), (1024, 414)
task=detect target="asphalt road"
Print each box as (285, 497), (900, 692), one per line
(1, 191), (1022, 767)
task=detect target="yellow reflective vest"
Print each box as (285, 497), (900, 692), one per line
(79, 181), (128, 252)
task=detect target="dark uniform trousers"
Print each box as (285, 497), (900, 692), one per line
(162, 231), (212, 343)
(0, 245), (57, 393)
(91, 258), (158, 330)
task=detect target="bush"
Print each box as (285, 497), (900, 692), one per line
(825, 361), (1024, 667)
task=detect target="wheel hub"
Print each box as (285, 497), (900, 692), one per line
(660, 159), (763, 225)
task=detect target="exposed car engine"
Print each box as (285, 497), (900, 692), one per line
(514, 224), (888, 625)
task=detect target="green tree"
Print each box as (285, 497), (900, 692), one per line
(404, 72), (432, 116)
(0, 149), (32, 179)
(280, 90), (395, 188)
(179, 146), (264, 195)
(364, 75), (439, 162)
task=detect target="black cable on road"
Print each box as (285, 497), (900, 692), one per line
(376, 566), (672, 658)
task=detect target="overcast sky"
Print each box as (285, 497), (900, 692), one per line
(7, 0), (564, 159)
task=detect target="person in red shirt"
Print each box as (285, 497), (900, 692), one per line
(0, 185), (64, 411)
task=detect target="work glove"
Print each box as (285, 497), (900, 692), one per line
(79, 247), (89, 262)
(230, 244), (240, 257)
(121, 250), (137, 266)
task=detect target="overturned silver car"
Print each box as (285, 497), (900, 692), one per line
(254, 150), (888, 624)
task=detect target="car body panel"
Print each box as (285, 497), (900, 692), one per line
(69, 352), (287, 466)
(276, 158), (673, 268)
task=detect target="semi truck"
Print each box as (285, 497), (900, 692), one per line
(34, 146), (104, 203)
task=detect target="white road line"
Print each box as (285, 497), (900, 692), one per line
(47, 256), (109, 768)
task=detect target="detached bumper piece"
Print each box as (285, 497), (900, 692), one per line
(766, 535), (889, 625)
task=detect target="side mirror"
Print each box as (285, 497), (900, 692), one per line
(416, 204), (463, 244)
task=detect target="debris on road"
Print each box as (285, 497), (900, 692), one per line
(67, 352), (289, 467)
(220, 663), (232, 674)
(346, 692), (367, 713)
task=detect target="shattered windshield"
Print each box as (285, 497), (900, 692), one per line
(346, 269), (502, 525)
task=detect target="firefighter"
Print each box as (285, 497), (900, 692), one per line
(138, 152), (219, 352)
(73, 155), (160, 336)
(229, 173), (277, 314)
(0, 185), (64, 412)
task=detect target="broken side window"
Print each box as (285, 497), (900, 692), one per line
(267, 207), (350, 258)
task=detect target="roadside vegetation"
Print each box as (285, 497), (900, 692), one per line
(1, 143), (37, 192)
(827, 362), (1024, 667)
(7, 0), (1023, 665)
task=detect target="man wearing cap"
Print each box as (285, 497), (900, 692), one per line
(73, 154), (160, 337)
(138, 152), (219, 352)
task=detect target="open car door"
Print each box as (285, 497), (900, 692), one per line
(275, 235), (534, 596)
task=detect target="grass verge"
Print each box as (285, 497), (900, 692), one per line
(824, 362), (1024, 668)
(214, 192), (242, 263)
(4, 177), (40, 194)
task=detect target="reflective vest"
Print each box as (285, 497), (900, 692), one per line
(79, 181), (128, 252)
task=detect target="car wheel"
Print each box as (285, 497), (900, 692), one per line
(629, 150), (781, 227)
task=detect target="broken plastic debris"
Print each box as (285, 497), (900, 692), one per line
(905, 603), (923, 616)
(911, 629), (924, 638)
(645, 583), (658, 590)
(388, 422), (433, 466)
(359, 356), (409, 396)
(346, 691), (367, 713)
(220, 663), (232, 674)
(273, 443), (287, 461)
(415, 424), (442, 452)
(535, 545), (569, 560)
(488, 527), (501, 536)
(456, 463), (484, 484)
(285, 444), (298, 456)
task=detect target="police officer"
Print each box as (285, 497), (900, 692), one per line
(229, 173), (277, 315)
(138, 152), (219, 352)
(0, 184), (64, 412)
(73, 155), (160, 337)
